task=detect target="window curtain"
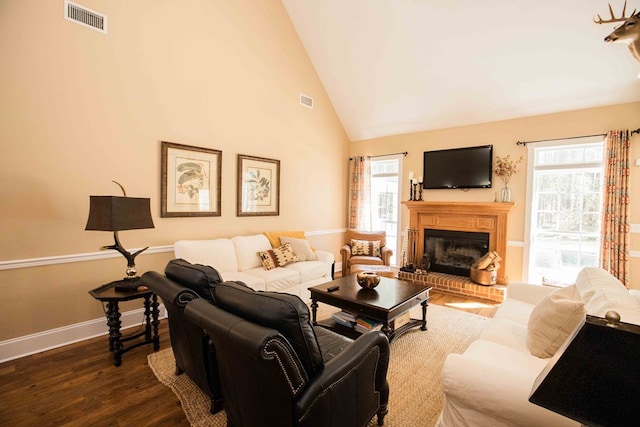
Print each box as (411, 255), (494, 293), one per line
(348, 156), (371, 230)
(599, 130), (631, 287)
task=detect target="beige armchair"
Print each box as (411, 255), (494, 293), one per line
(340, 229), (393, 277)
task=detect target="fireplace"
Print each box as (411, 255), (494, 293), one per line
(399, 201), (514, 302)
(401, 201), (515, 285)
(425, 229), (489, 276)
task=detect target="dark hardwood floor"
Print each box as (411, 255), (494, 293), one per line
(0, 290), (498, 426)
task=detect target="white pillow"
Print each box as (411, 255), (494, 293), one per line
(232, 234), (272, 271)
(574, 267), (625, 303)
(527, 285), (585, 358)
(279, 236), (317, 261)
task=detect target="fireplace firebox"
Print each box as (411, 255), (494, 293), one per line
(424, 229), (489, 277)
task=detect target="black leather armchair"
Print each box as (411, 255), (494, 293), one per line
(141, 259), (225, 414)
(185, 281), (390, 427)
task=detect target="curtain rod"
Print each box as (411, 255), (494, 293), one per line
(516, 128), (640, 146)
(349, 151), (408, 160)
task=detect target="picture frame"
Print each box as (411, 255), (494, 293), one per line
(161, 141), (222, 217)
(237, 154), (280, 217)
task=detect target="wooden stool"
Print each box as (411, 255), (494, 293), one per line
(350, 264), (395, 278)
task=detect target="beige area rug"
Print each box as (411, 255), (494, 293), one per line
(148, 304), (489, 427)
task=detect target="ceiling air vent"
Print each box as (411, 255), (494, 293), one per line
(300, 94), (314, 109)
(64, 1), (107, 34)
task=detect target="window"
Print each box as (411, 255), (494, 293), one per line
(370, 155), (403, 265)
(524, 137), (604, 285)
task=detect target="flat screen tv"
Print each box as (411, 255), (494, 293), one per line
(423, 145), (493, 189)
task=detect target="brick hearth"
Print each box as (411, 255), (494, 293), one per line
(398, 271), (506, 303)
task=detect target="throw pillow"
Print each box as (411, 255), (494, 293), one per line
(264, 230), (307, 248)
(280, 236), (317, 261)
(350, 239), (382, 257)
(164, 258), (223, 302)
(257, 242), (298, 270)
(527, 285), (586, 358)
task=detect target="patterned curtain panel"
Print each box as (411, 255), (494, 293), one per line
(599, 130), (631, 287)
(348, 156), (372, 230)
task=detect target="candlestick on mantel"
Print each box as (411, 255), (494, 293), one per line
(408, 179), (414, 201)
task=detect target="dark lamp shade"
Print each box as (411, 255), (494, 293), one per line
(529, 314), (640, 427)
(85, 196), (154, 231)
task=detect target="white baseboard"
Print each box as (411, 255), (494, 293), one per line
(0, 305), (167, 364)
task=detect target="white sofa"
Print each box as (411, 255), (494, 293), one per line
(173, 233), (335, 300)
(436, 267), (640, 427)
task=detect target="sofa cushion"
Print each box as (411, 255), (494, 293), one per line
(174, 239), (238, 273)
(219, 271), (267, 291)
(283, 260), (328, 284)
(212, 281), (324, 375)
(527, 285), (585, 358)
(492, 298), (536, 326)
(575, 267), (626, 302)
(232, 234), (272, 271)
(243, 267), (300, 292)
(257, 243), (298, 270)
(350, 239), (381, 257)
(478, 317), (529, 353)
(280, 236), (317, 261)
(585, 288), (640, 325)
(314, 326), (352, 362)
(264, 230), (307, 248)
(349, 255), (384, 267)
(164, 259), (223, 302)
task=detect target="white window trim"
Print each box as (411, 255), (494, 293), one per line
(522, 135), (604, 282)
(370, 153), (404, 266)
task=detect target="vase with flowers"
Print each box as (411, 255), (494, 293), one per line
(494, 154), (523, 202)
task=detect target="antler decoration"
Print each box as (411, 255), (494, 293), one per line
(594, 1), (637, 24)
(594, 1), (640, 66)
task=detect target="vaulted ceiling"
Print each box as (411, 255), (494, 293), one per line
(282, 0), (640, 141)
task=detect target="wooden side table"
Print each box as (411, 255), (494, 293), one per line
(89, 280), (160, 367)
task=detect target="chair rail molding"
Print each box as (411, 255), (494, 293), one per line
(0, 245), (175, 271)
(0, 229), (349, 271)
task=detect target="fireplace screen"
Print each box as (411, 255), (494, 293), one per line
(424, 229), (489, 276)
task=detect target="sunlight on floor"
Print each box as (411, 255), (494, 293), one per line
(445, 301), (498, 310)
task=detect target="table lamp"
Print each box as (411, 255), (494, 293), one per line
(85, 182), (154, 290)
(529, 312), (640, 427)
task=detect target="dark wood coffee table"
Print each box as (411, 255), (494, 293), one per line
(309, 275), (430, 342)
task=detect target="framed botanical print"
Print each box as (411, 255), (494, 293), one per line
(237, 154), (280, 216)
(161, 141), (222, 217)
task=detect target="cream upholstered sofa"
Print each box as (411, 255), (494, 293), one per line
(174, 232), (334, 300)
(436, 267), (640, 427)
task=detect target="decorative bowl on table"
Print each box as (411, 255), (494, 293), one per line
(356, 271), (381, 289)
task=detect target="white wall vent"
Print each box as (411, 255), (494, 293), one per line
(300, 94), (314, 109)
(64, 1), (107, 34)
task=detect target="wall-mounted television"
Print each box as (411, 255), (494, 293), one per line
(423, 145), (493, 189)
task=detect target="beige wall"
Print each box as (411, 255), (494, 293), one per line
(1, 1), (638, 347)
(0, 0), (349, 341)
(350, 101), (640, 288)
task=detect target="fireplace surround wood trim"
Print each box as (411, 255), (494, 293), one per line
(402, 201), (516, 285)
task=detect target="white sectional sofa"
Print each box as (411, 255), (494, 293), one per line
(437, 267), (640, 427)
(174, 233), (335, 300)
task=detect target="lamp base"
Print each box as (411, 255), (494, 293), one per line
(113, 277), (144, 292)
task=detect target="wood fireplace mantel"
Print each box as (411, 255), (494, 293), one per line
(402, 201), (515, 284)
